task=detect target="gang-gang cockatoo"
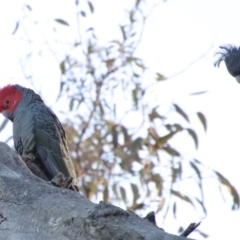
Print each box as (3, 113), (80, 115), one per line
(0, 84), (77, 190)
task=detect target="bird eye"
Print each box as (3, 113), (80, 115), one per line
(5, 99), (10, 104)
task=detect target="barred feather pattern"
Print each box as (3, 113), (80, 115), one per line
(10, 85), (77, 184)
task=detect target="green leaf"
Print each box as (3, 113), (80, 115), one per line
(26, 4), (32, 11)
(132, 88), (139, 109)
(187, 128), (198, 149)
(163, 146), (180, 157)
(130, 137), (143, 152)
(135, 0), (141, 7)
(190, 91), (208, 96)
(156, 198), (165, 213)
(120, 25), (126, 41)
(190, 161), (204, 204)
(148, 127), (159, 140)
(60, 61), (66, 74)
(148, 108), (165, 121)
(135, 59), (145, 70)
(215, 171), (240, 210)
(12, 21), (19, 35)
(130, 203), (145, 211)
(171, 190), (195, 209)
(69, 98), (75, 111)
(121, 125), (130, 143)
(152, 174), (162, 196)
(103, 186), (109, 202)
(131, 183), (140, 203)
(174, 104), (189, 122)
(88, 1), (94, 13)
(197, 112), (207, 131)
(156, 72), (166, 81)
(55, 19), (69, 26)
(198, 231), (209, 238)
(195, 197), (207, 215)
(120, 186), (126, 203)
(80, 11), (86, 17)
(173, 202), (177, 219)
(112, 125), (118, 148)
(112, 184), (119, 199)
(171, 167), (178, 183)
(157, 131), (179, 145)
(98, 102), (105, 116)
(189, 161), (201, 179)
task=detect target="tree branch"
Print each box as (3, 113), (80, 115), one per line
(0, 142), (195, 240)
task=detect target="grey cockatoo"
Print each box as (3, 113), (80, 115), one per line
(0, 84), (77, 190)
(214, 45), (240, 83)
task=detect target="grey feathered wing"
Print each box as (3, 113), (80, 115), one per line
(32, 104), (77, 184)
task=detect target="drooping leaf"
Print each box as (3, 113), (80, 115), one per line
(195, 198), (207, 215)
(131, 183), (140, 203)
(215, 171), (240, 210)
(173, 202), (177, 219)
(148, 127), (159, 140)
(156, 72), (166, 81)
(26, 4), (32, 11)
(60, 61), (66, 74)
(55, 19), (69, 26)
(112, 125), (118, 148)
(152, 174), (162, 196)
(98, 102), (105, 116)
(198, 231), (209, 238)
(103, 186), (109, 202)
(121, 125), (130, 143)
(148, 108), (165, 121)
(112, 184), (119, 199)
(120, 186), (126, 203)
(190, 91), (208, 96)
(132, 88), (139, 109)
(163, 146), (180, 157)
(134, 59), (145, 70)
(12, 21), (19, 35)
(156, 198), (165, 213)
(80, 11), (86, 17)
(187, 128), (198, 149)
(174, 104), (189, 122)
(130, 137), (143, 152)
(171, 167), (178, 183)
(69, 98), (75, 111)
(88, 1), (94, 13)
(157, 131), (179, 145)
(197, 112), (207, 131)
(120, 25), (126, 41)
(128, 203), (144, 211)
(135, 0), (141, 7)
(171, 190), (195, 209)
(189, 161), (201, 180)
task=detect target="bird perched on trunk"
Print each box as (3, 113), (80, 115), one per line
(214, 45), (240, 83)
(0, 84), (77, 190)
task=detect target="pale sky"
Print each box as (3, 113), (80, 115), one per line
(0, 0), (240, 239)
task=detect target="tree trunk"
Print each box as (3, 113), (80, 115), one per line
(0, 142), (194, 240)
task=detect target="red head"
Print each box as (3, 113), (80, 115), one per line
(0, 85), (23, 114)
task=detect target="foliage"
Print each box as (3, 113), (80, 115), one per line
(6, 0), (239, 231)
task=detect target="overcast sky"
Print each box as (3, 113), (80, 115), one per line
(0, 0), (240, 239)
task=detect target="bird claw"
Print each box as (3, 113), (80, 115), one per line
(21, 153), (36, 162)
(50, 172), (73, 189)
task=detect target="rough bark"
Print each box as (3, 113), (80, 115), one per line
(0, 142), (194, 240)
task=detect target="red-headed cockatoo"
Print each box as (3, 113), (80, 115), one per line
(0, 84), (77, 190)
